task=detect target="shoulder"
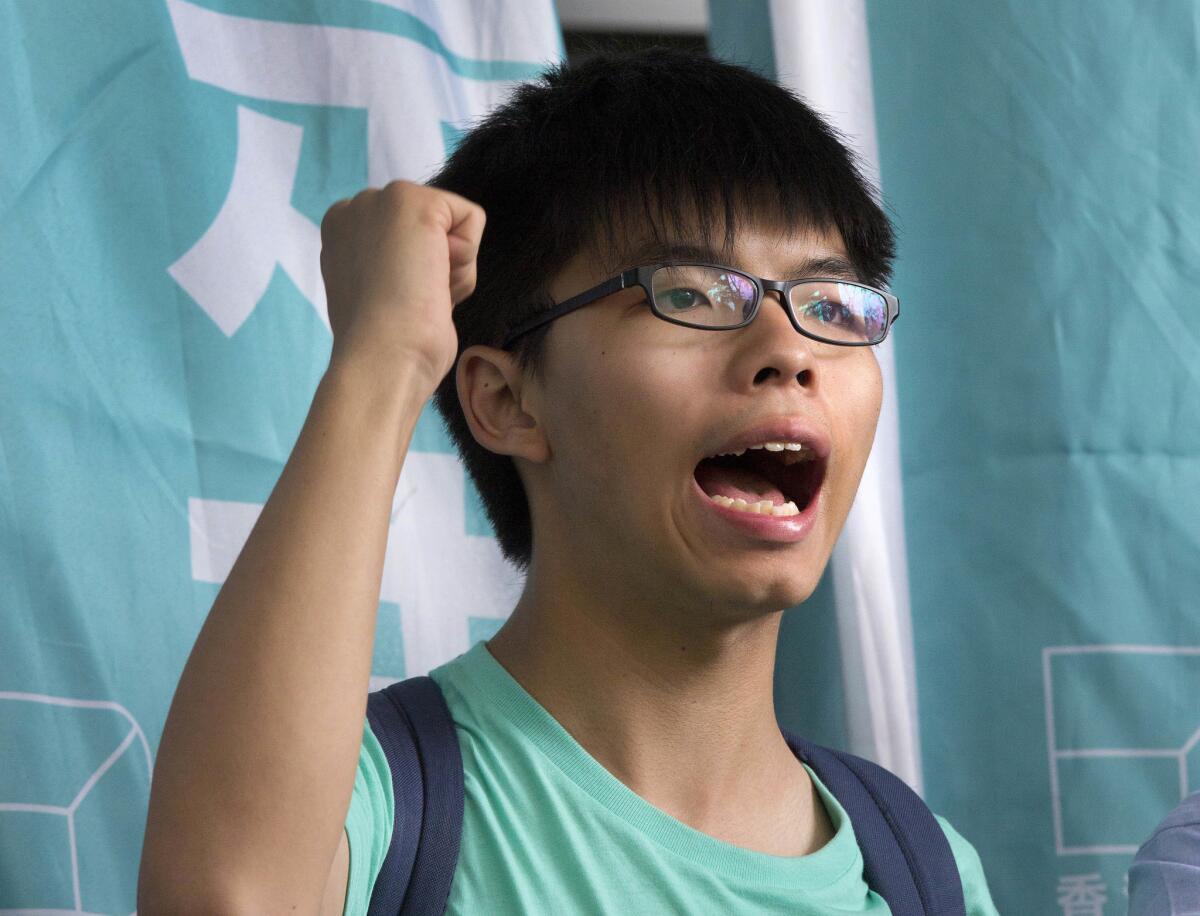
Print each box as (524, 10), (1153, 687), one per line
(790, 739), (1000, 915)
(934, 814), (1001, 916)
(1134, 790), (1200, 852)
(1128, 791), (1200, 915)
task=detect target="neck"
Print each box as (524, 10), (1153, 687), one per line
(487, 553), (818, 850)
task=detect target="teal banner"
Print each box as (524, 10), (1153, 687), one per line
(869, 3), (1200, 913)
(0, 2), (557, 909)
(710, 0), (1200, 912)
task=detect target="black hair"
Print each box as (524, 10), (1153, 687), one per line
(429, 47), (896, 569)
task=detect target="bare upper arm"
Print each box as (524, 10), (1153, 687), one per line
(318, 829), (351, 916)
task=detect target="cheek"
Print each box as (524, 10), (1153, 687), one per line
(830, 354), (884, 472)
(853, 354), (884, 432)
(549, 347), (699, 498)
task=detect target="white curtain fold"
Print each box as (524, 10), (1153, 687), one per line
(767, 0), (923, 793)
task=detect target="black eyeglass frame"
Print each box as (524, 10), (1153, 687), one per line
(499, 262), (900, 349)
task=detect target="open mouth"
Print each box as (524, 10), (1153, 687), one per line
(693, 445), (826, 518)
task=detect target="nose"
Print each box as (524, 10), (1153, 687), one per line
(737, 289), (817, 388)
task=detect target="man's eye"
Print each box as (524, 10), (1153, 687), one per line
(662, 287), (707, 311)
(804, 297), (857, 327)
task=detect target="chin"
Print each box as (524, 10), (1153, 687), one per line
(692, 561), (825, 622)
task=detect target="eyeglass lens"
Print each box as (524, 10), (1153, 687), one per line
(650, 265), (887, 344)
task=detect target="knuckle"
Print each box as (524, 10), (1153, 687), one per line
(319, 209), (344, 243)
(320, 198), (348, 228)
(381, 179), (418, 204)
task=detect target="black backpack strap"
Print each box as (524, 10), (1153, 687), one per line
(365, 676), (465, 916)
(784, 731), (966, 916)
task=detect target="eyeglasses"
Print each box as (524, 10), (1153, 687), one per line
(500, 262), (900, 349)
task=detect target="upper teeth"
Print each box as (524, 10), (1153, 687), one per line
(715, 441), (811, 457)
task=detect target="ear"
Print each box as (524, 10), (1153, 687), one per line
(456, 345), (550, 464)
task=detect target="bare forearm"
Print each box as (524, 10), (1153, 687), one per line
(140, 354), (428, 908)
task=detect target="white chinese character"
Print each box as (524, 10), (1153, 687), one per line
(165, 0), (532, 334)
(1057, 873), (1108, 916)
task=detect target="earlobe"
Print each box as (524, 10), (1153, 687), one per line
(456, 345), (549, 463)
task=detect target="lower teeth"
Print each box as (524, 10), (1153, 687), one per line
(708, 494), (800, 517)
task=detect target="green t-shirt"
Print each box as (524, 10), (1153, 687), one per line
(343, 641), (999, 914)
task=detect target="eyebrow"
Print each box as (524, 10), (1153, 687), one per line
(618, 242), (862, 282)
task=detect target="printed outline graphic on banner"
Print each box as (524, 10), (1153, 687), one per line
(0, 693), (152, 915)
(1043, 644), (1200, 856)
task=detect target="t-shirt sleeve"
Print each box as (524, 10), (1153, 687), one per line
(341, 716), (395, 916)
(935, 815), (1000, 916)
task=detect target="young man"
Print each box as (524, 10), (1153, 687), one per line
(140, 50), (999, 913)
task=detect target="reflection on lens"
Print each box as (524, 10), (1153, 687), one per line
(726, 272), (755, 303)
(790, 281), (886, 343)
(651, 268), (888, 342)
(652, 266), (756, 327)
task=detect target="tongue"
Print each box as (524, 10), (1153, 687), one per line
(694, 461), (786, 505)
